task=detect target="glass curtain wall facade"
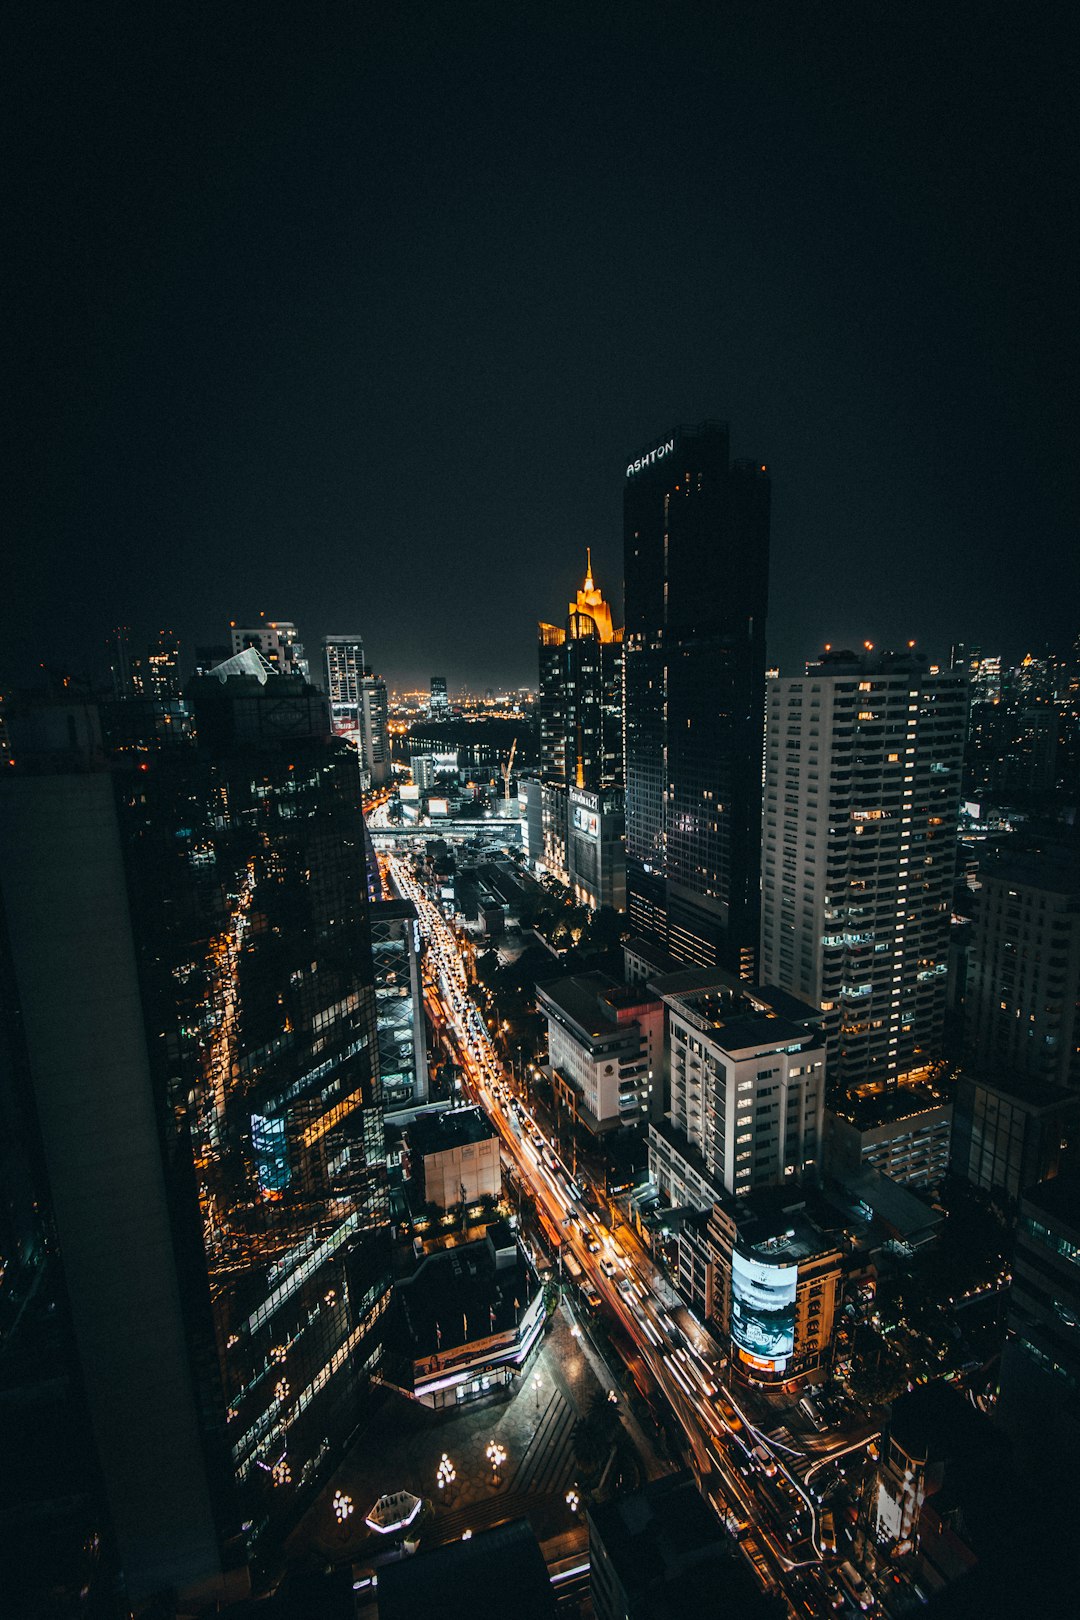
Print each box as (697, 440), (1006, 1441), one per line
(120, 672), (392, 1570)
(624, 422), (770, 975)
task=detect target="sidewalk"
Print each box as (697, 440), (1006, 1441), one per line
(285, 1299), (643, 1570)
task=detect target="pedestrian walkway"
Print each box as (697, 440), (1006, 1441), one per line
(285, 1298), (642, 1571)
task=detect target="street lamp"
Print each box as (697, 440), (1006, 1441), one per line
(485, 1439), (507, 1483)
(565, 1486), (580, 1513)
(436, 1453), (457, 1501)
(332, 1489), (354, 1525)
(532, 1371), (542, 1411)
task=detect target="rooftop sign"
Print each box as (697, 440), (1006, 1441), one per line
(626, 437), (675, 477)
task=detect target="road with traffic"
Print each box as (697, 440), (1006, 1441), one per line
(380, 836), (885, 1617)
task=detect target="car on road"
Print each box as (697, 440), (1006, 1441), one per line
(751, 1444), (777, 1477)
(600, 1258), (617, 1278)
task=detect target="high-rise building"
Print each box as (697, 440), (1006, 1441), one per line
(131, 627), (182, 700)
(370, 898), (429, 1112)
(623, 421), (770, 975)
(538, 550), (623, 790)
(647, 970), (826, 1210)
(997, 1173), (1080, 1476)
(0, 668), (391, 1609)
(323, 633), (367, 739)
(323, 635), (390, 787)
(760, 650), (967, 1097)
(230, 618), (309, 681)
(429, 675), (449, 718)
(106, 624), (134, 698)
(533, 552), (625, 907)
(951, 1069), (1077, 1202)
(964, 847), (1080, 1091)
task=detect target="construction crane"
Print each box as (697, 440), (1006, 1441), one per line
(500, 736), (517, 801)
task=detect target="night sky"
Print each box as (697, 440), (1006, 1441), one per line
(11, 3), (1079, 691)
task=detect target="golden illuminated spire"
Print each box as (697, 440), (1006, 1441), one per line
(570, 549), (614, 642)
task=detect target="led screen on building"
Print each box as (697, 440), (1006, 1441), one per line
(730, 1248), (796, 1369)
(572, 805), (599, 838)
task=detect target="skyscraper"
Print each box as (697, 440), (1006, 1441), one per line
(324, 634), (391, 788)
(429, 675), (449, 718)
(964, 847), (1080, 1092)
(0, 664), (391, 1608)
(760, 649), (967, 1096)
(538, 550), (623, 790)
(529, 552), (626, 907)
(623, 421), (770, 974)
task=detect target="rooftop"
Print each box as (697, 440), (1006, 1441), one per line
(406, 1105), (495, 1158)
(536, 971), (655, 1043)
(394, 1236), (536, 1358)
(377, 1517), (554, 1619)
(834, 1081), (952, 1131)
(980, 844), (1080, 897)
(1021, 1171), (1080, 1233)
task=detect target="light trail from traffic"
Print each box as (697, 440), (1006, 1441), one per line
(381, 838), (881, 1615)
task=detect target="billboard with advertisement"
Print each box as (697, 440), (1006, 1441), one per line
(572, 804), (599, 839)
(730, 1248), (796, 1370)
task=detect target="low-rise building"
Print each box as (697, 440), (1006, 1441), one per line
(705, 1188), (843, 1385)
(536, 972), (664, 1133)
(823, 1084), (952, 1191)
(874, 1383), (1010, 1594)
(404, 1106), (501, 1209)
(588, 1472), (770, 1620)
(389, 1229), (545, 1409)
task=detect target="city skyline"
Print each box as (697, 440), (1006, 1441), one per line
(6, 5), (1080, 1616)
(9, 8), (1078, 693)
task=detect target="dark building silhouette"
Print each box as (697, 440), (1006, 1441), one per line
(623, 421), (770, 975)
(0, 663), (391, 1610)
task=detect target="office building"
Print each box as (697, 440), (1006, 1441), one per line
(996, 1173), (1080, 1475)
(533, 554), (625, 908)
(404, 1105), (501, 1209)
(536, 972), (664, 1135)
(0, 976), (119, 1612)
(131, 627), (182, 700)
(648, 970), (825, 1210)
(323, 632), (367, 740)
(538, 550), (623, 790)
(370, 898), (429, 1111)
(761, 649), (967, 1096)
(951, 1069), (1076, 1201)
(623, 421), (770, 975)
(681, 1186), (842, 1384)
(588, 1472), (765, 1620)
(322, 636), (391, 787)
(429, 675), (449, 718)
(874, 1384), (1009, 1587)
(0, 667), (391, 1608)
(567, 783), (626, 910)
(229, 617), (309, 680)
(823, 1084), (953, 1191)
(964, 847), (1080, 1092)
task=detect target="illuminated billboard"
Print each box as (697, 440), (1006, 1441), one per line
(572, 805), (599, 839)
(730, 1248), (796, 1370)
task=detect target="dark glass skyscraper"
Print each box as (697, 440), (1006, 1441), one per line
(0, 667), (391, 1609)
(623, 421), (770, 973)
